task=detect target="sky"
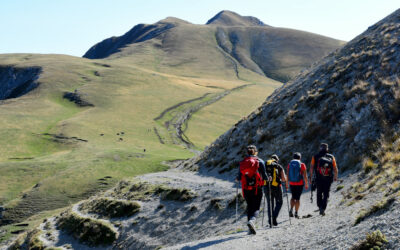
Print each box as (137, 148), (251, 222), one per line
(0, 0), (399, 57)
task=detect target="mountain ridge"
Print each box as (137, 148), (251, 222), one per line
(83, 10), (344, 82)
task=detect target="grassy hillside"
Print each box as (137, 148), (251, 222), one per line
(0, 50), (280, 241)
(0, 10), (342, 242)
(84, 11), (344, 82)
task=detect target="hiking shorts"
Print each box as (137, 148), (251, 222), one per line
(290, 185), (303, 200)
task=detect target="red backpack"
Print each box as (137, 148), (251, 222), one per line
(239, 156), (263, 194)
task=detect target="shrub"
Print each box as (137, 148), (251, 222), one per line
(336, 185), (344, 192)
(210, 198), (223, 210)
(350, 230), (388, 250)
(228, 193), (246, 209)
(57, 212), (117, 246)
(354, 197), (395, 225)
(363, 158), (378, 174)
(80, 198), (140, 218)
(160, 187), (196, 201)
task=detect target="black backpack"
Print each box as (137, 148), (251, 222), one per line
(316, 154), (334, 179)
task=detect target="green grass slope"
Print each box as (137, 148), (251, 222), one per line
(84, 10), (344, 82)
(0, 49), (280, 240)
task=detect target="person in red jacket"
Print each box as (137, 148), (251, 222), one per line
(286, 152), (308, 218)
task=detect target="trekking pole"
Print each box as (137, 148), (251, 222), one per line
(262, 187), (266, 227)
(235, 181), (239, 231)
(284, 185), (291, 225)
(268, 181), (273, 228)
(310, 173), (315, 203)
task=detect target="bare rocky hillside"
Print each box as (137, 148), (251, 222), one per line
(191, 8), (400, 174)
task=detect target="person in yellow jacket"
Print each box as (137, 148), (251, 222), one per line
(264, 154), (287, 226)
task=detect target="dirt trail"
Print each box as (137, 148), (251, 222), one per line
(154, 84), (253, 152)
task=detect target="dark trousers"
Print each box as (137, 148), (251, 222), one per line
(264, 185), (283, 223)
(243, 188), (263, 221)
(317, 178), (332, 211)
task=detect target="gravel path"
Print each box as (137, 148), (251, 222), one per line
(27, 166), (399, 250)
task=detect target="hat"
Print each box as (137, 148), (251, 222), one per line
(271, 154), (279, 161)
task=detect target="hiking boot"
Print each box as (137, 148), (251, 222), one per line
(289, 210), (294, 217)
(320, 210), (326, 216)
(247, 220), (256, 235)
(272, 217), (278, 226)
(295, 212), (299, 219)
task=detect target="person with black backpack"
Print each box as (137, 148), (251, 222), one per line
(235, 145), (268, 234)
(264, 154), (287, 226)
(287, 152), (309, 218)
(310, 143), (338, 216)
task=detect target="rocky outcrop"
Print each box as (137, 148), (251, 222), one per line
(0, 66), (41, 100)
(191, 9), (400, 174)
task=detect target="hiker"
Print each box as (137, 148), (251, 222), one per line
(310, 143), (338, 216)
(236, 145), (268, 234)
(264, 154), (286, 226)
(287, 152), (308, 218)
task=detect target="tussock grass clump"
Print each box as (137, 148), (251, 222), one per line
(228, 193), (245, 209)
(28, 229), (45, 250)
(159, 187), (196, 202)
(80, 198), (140, 218)
(350, 230), (388, 250)
(209, 198), (223, 210)
(8, 229), (44, 250)
(363, 158), (378, 174)
(111, 181), (196, 202)
(57, 212), (117, 246)
(336, 185), (344, 192)
(354, 197), (395, 225)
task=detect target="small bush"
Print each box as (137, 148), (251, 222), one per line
(350, 230), (388, 250)
(57, 212), (117, 246)
(228, 193), (245, 208)
(354, 197), (395, 225)
(160, 187), (196, 201)
(28, 229), (44, 250)
(363, 158), (378, 174)
(210, 198), (223, 210)
(336, 185), (344, 192)
(80, 198), (140, 218)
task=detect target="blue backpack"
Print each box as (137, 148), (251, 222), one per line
(289, 160), (302, 182)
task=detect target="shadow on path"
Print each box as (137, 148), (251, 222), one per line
(181, 234), (245, 250)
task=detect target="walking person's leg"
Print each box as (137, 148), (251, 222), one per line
(273, 187), (283, 224)
(321, 181), (332, 215)
(316, 180), (324, 214)
(265, 186), (272, 226)
(289, 185), (295, 217)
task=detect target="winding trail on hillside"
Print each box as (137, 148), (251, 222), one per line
(154, 84), (254, 151)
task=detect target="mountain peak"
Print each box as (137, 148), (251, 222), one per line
(206, 10), (266, 27)
(157, 16), (191, 25)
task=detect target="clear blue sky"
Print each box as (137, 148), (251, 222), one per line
(1, 0), (398, 57)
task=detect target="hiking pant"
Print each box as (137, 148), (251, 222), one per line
(264, 185), (283, 223)
(243, 188), (263, 221)
(317, 178), (332, 211)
